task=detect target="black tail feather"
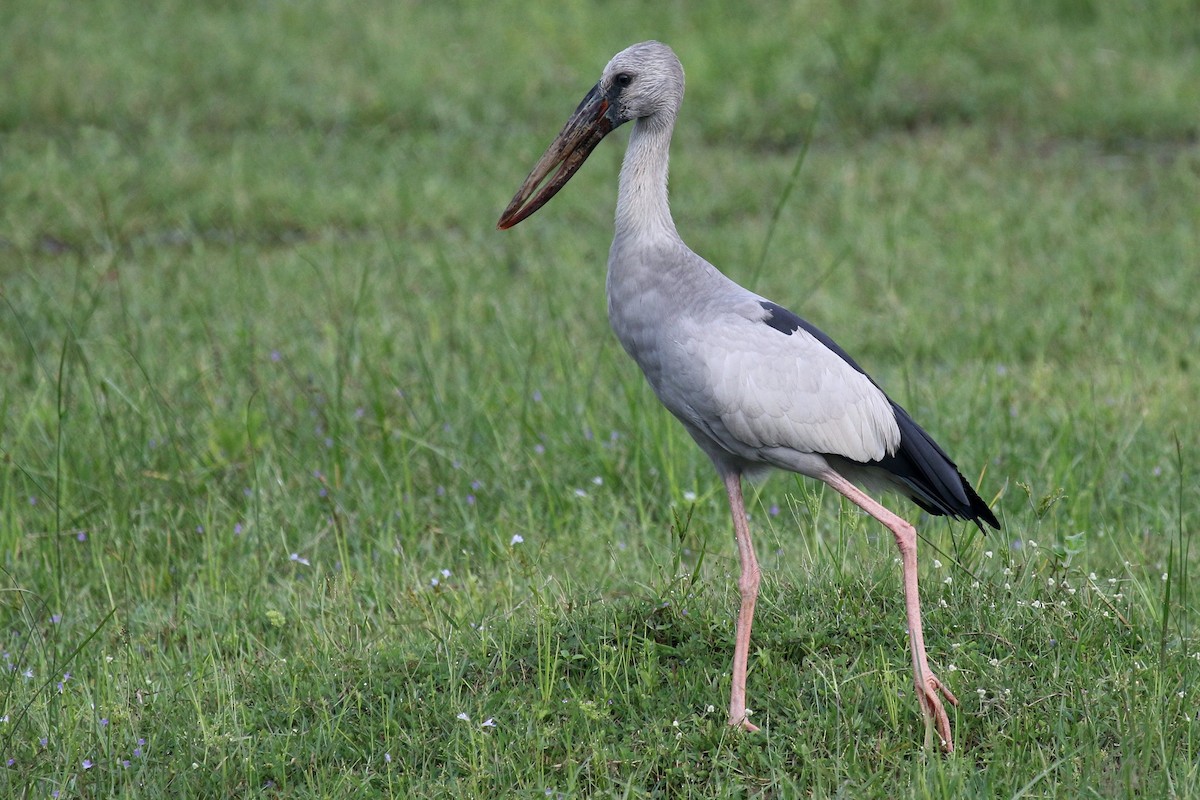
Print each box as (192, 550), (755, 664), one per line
(875, 402), (999, 531)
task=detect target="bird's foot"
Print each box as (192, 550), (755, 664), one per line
(727, 712), (760, 732)
(918, 673), (959, 752)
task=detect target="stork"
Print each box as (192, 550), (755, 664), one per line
(497, 41), (998, 752)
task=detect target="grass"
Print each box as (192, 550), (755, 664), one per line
(2, 0), (1199, 796)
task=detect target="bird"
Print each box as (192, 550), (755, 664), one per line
(497, 40), (998, 752)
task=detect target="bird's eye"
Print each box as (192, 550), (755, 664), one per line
(614, 72), (633, 88)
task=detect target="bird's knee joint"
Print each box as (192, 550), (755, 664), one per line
(892, 521), (917, 549)
(738, 565), (761, 595)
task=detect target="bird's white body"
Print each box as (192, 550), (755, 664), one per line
(604, 51), (898, 477)
(498, 40), (998, 752)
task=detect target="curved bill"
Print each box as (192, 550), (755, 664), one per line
(497, 83), (615, 230)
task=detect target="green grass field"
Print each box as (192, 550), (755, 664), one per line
(3, 1), (1199, 796)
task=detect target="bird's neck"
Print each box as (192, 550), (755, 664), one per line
(614, 115), (680, 244)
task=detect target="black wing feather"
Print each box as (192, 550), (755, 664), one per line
(758, 301), (999, 531)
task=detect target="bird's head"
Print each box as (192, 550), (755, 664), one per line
(497, 41), (684, 230)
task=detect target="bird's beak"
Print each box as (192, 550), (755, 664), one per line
(497, 82), (615, 230)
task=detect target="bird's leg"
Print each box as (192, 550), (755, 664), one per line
(723, 470), (761, 732)
(818, 471), (959, 752)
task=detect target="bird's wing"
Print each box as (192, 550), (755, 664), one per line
(668, 297), (901, 465)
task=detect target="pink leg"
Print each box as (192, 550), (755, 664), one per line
(818, 469), (959, 752)
(723, 471), (761, 731)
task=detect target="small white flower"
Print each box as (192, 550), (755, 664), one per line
(943, 576), (952, 585)
(592, 476), (603, 486)
(289, 553), (310, 566)
(933, 559), (943, 569)
(441, 569), (451, 578)
(705, 705), (715, 714)
(510, 534), (524, 545)
(683, 491), (697, 501)
(481, 717), (497, 728)
(984, 550), (994, 559)
(1162, 573), (1169, 582)
(989, 658), (1000, 667)
(947, 664), (958, 672)
(573, 488), (587, 498)
(1029, 540), (1039, 548)
(430, 577), (440, 587)
(457, 712), (470, 721)
(1089, 572), (1098, 581)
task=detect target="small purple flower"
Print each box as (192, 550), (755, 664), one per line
(29, 496), (38, 506)
(40, 738), (47, 747)
(270, 350), (282, 362)
(100, 718), (109, 727)
(384, 753), (392, 763)
(768, 504), (780, 517)
(82, 758), (93, 769)
(466, 494), (476, 506)
(195, 525), (204, 534)
(532, 390), (543, 402)
(122, 759), (130, 768)
(51, 614), (62, 624)
(319, 487), (328, 498)
(76, 531), (88, 542)
(354, 407), (365, 420)
(470, 480), (482, 491)
(234, 523), (244, 535)
(534, 444), (545, 455)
